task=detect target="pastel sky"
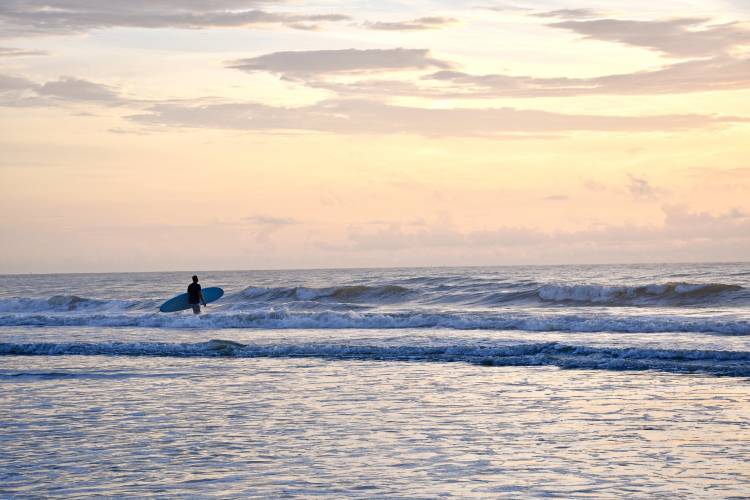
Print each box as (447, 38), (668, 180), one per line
(1, 0), (749, 273)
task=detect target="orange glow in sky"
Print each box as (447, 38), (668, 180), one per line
(1, 1), (749, 272)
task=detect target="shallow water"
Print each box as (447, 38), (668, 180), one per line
(2, 356), (749, 498)
(2, 264), (750, 497)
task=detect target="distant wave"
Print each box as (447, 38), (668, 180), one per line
(0, 370), (180, 381)
(536, 283), (743, 305)
(2, 339), (749, 377)
(0, 281), (744, 316)
(239, 282), (746, 307)
(1, 309), (748, 335)
(240, 285), (413, 302)
(0, 295), (144, 313)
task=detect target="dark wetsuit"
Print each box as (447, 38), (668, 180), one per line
(187, 283), (202, 304)
(188, 282), (202, 313)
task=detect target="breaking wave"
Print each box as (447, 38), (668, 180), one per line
(238, 282), (746, 307)
(240, 284), (413, 302)
(0, 295), (143, 313)
(536, 283), (743, 305)
(1, 281), (743, 314)
(2, 339), (749, 377)
(0, 278), (746, 336)
(1, 309), (748, 335)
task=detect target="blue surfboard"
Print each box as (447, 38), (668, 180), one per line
(159, 287), (224, 313)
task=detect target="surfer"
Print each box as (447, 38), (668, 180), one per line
(188, 275), (207, 314)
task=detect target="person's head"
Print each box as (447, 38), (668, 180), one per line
(192, 275), (198, 283)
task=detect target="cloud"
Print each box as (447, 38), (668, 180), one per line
(0, 46), (46, 56)
(225, 15), (750, 100)
(107, 127), (149, 135)
(4, 70), (747, 134)
(244, 214), (300, 242)
(425, 56), (750, 97)
(343, 206), (750, 253)
(0, 1), (350, 36)
(362, 16), (458, 31)
(245, 215), (299, 226)
(0, 73), (36, 91)
(128, 98), (746, 136)
(534, 9), (604, 20)
(547, 17), (750, 57)
(228, 48), (452, 78)
(347, 221), (468, 251)
(481, 3), (533, 13)
(0, 73), (127, 106)
(627, 174), (657, 200)
(659, 205), (750, 239)
(265, 52), (750, 99)
(37, 77), (122, 103)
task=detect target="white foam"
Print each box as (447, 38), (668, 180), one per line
(537, 282), (743, 305)
(1, 309), (748, 335)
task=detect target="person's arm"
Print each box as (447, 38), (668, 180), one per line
(200, 290), (207, 306)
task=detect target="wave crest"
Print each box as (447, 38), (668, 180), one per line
(1, 309), (748, 335)
(240, 284), (412, 302)
(537, 282), (743, 305)
(3, 340), (749, 377)
(0, 295), (139, 313)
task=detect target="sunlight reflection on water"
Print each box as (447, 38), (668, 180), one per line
(2, 356), (749, 498)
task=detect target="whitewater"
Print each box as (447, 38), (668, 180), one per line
(2, 263), (750, 497)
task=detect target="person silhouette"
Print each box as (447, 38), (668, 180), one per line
(187, 275), (207, 314)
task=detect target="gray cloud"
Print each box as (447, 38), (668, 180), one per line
(260, 52), (750, 99)
(627, 175), (657, 200)
(245, 215), (299, 226)
(236, 15), (750, 100)
(425, 56), (750, 97)
(548, 17), (750, 57)
(0, 73), (127, 106)
(363, 16), (458, 31)
(37, 77), (121, 102)
(0, 46), (46, 56)
(0, 73), (36, 91)
(128, 98), (746, 136)
(278, 77), (432, 98)
(228, 48), (452, 78)
(244, 214), (300, 243)
(0, 0), (349, 36)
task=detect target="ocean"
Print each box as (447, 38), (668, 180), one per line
(2, 263), (749, 497)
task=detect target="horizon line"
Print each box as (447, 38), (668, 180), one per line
(2, 259), (748, 277)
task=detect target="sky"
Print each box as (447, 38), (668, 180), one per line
(1, 0), (749, 273)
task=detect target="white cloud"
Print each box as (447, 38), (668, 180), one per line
(362, 16), (458, 31)
(534, 9), (604, 20)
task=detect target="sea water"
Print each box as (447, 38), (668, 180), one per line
(1, 264), (749, 497)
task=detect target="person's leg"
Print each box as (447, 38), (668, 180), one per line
(191, 304), (201, 314)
